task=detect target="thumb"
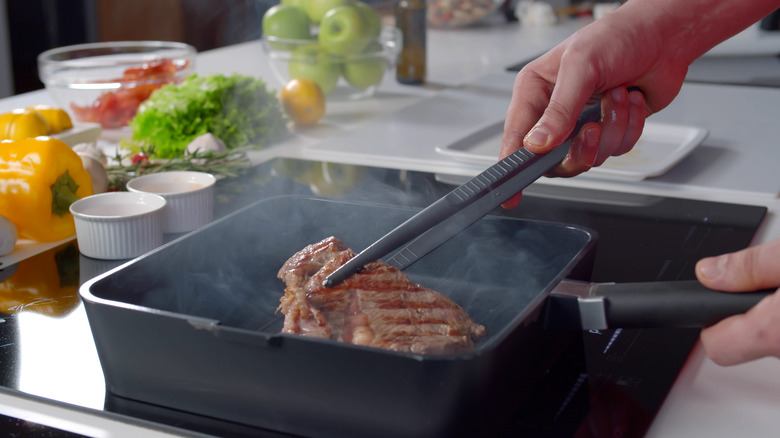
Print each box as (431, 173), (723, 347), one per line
(696, 239), (780, 292)
(523, 90), (595, 155)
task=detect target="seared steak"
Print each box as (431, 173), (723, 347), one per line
(277, 236), (486, 354)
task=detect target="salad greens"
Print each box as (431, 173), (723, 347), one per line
(128, 74), (287, 159)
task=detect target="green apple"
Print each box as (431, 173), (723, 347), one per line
(343, 43), (385, 89)
(302, 0), (355, 23)
(280, 0), (306, 8)
(318, 5), (372, 56)
(263, 5), (313, 50)
(355, 2), (382, 38)
(288, 44), (341, 94)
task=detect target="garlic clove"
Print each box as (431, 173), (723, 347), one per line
(0, 214), (17, 256)
(78, 153), (109, 194)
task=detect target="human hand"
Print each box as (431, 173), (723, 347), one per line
(500, 0), (780, 209)
(499, 3), (692, 208)
(696, 238), (780, 365)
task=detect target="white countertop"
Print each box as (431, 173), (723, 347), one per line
(2, 15), (779, 438)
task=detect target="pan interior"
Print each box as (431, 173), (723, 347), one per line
(87, 196), (594, 351)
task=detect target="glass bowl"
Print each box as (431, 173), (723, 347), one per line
(262, 26), (401, 100)
(38, 41), (196, 131)
(427, 0), (503, 28)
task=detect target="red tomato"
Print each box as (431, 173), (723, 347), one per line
(70, 58), (189, 129)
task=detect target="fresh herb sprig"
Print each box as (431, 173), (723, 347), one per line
(106, 145), (253, 191)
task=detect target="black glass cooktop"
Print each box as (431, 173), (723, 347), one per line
(0, 158), (767, 437)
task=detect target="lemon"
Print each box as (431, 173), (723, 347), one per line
(279, 78), (326, 126)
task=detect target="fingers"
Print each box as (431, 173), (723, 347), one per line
(550, 123), (599, 177)
(499, 69), (556, 161)
(592, 87), (630, 166)
(546, 87), (647, 177)
(523, 55), (598, 155)
(500, 192), (523, 210)
(696, 239), (780, 292)
(700, 290), (780, 366)
(696, 239), (780, 365)
(615, 89), (646, 156)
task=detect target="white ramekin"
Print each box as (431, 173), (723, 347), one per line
(70, 192), (166, 260)
(126, 171), (216, 234)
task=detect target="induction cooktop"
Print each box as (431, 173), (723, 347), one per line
(0, 158), (767, 437)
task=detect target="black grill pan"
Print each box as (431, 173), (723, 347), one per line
(80, 195), (595, 438)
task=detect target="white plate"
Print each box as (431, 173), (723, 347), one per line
(99, 126), (133, 143)
(435, 121), (709, 181)
(52, 122), (102, 147)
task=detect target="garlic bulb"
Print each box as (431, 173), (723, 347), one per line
(78, 153), (109, 194)
(0, 214), (17, 256)
(72, 142), (107, 166)
(186, 133), (227, 156)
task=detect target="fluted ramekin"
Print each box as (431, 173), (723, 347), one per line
(126, 171), (216, 234)
(70, 192), (166, 260)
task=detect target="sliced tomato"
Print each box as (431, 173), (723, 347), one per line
(70, 58), (189, 129)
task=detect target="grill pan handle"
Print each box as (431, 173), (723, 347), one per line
(547, 280), (774, 330)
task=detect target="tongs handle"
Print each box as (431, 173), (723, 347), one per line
(323, 100), (604, 288)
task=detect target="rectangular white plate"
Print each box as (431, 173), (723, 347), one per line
(435, 121), (709, 181)
(52, 122), (102, 147)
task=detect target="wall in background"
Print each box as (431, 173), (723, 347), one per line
(0, 0), (12, 98)
(6, 0), (272, 96)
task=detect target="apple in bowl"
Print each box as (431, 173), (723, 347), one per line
(318, 5), (374, 56)
(343, 43), (387, 89)
(302, 0), (356, 23)
(261, 1), (401, 100)
(288, 44), (342, 95)
(262, 4), (314, 50)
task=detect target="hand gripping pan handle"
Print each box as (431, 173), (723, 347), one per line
(547, 279), (775, 330)
(323, 100), (604, 288)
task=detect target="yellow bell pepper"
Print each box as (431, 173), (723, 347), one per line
(26, 105), (73, 133)
(0, 242), (80, 317)
(0, 108), (50, 140)
(0, 137), (93, 242)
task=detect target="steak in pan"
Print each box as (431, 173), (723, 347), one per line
(277, 236), (486, 354)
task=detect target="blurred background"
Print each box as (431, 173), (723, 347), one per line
(2, 1), (778, 99)
(0, 0), (279, 98)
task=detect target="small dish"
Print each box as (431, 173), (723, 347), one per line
(70, 192), (166, 260)
(126, 171), (216, 234)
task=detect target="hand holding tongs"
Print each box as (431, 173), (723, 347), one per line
(322, 90), (774, 330)
(323, 98), (603, 287)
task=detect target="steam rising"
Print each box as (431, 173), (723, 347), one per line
(91, 193), (592, 350)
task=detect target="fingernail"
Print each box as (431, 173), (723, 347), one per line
(525, 125), (549, 148)
(698, 256), (724, 280)
(611, 87), (625, 103)
(630, 91), (643, 105)
(584, 127), (599, 167)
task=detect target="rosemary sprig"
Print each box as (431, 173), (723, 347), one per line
(106, 145), (254, 191)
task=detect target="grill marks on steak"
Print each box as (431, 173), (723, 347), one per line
(277, 236), (486, 354)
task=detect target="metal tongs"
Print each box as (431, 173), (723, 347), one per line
(322, 102), (603, 288)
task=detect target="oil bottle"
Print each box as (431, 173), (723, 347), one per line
(395, 0), (426, 84)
